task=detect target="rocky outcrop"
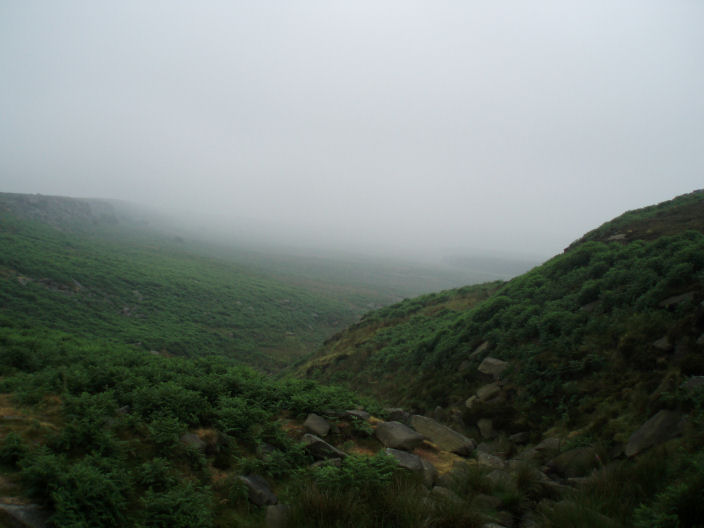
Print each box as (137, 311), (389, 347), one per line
(303, 413), (330, 437)
(478, 357), (510, 378)
(238, 475), (278, 506)
(302, 434), (348, 460)
(375, 421), (425, 451)
(410, 415), (475, 455)
(625, 410), (683, 457)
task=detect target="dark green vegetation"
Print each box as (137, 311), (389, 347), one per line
(2, 190), (704, 527)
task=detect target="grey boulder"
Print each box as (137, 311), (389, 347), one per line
(375, 421), (425, 451)
(410, 415), (475, 455)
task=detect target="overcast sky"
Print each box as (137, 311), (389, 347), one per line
(1, 1), (702, 258)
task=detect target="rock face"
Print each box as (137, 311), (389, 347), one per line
(302, 434), (348, 460)
(375, 421), (425, 451)
(238, 475), (278, 506)
(478, 357), (510, 378)
(410, 415), (475, 455)
(0, 503), (49, 528)
(384, 448), (424, 472)
(625, 410), (683, 457)
(303, 413), (330, 437)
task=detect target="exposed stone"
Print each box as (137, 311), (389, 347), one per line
(265, 504), (290, 528)
(384, 408), (410, 423)
(606, 233), (626, 241)
(470, 341), (490, 358)
(180, 433), (206, 451)
(509, 432), (528, 444)
(659, 291), (696, 308)
(420, 458), (438, 488)
(311, 458), (342, 468)
(652, 336), (673, 352)
(534, 437), (562, 454)
(0, 503), (49, 528)
(384, 448), (423, 472)
(478, 357), (510, 378)
(238, 475), (278, 506)
(683, 376), (704, 392)
(477, 451), (505, 469)
(477, 418), (495, 439)
(345, 409), (370, 420)
(625, 410), (683, 457)
(303, 413), (330, 437)
(302, 434), (347, 460)
(547, 447), (600, 478)
(465, 395), (479, 409)
(470, 493), (502, 511)
(436, 459), (477, 488)
(375, 421), (425, 451)
(430, 486), (464, 505)
(477, 383), (502, 402)
(410, 415), (475, 455)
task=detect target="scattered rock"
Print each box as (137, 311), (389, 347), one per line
(470, 341), (490, 358)
(652, 336), (673, 352)
(303, 413), (330, 437)
(345, 409), (370, 420)
(547, 447), (600, 478)
(478, 357), (510, 378)
(238, 475), (278, 506)
(311, 458), (342, 468)
(509, 432), (528, 444)
(683, 376), (704, 392)
(430, 486), (464, 505)
(606, 233), (626, 241)
(659, 291), (696, 308)
(410, 415), (475, 455)
(180, 433), (206, 451)
(477, 451), (505, 469)
(375, 421), (425, 451)
(302, 434), (347, 460)
(384, 448), (423, 472)
(265, 504), (290, 528)
(0, 503), (49, 528)
(476, 383), (502, 402)
(477, 418), (495, 439)
(625, 410), (683, 457)
(465, 395), (479, 409)
(420, 458), (438, 488)
(384, 408), (410, 423)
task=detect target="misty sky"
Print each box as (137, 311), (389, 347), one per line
(1, 1), (703, 258)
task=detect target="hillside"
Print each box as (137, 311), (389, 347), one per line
(1, 190), (704, 528)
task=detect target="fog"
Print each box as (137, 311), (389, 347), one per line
(1, 1), (702, 260)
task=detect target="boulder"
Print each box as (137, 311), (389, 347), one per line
(302, 434), (347, 460)
(652, 336), (673, 352)
(375, 421), (425, 451)
(477, 451), (505, 469)
(625, 410), (683, 457)
(238, 475), (278, 506)
(509, 432), (528, 444)
(0, 503), (49, 528)
(180, 433), (206, 451)
(465, 395), (479, 409)
(477, 418), (495, 439)
(384, 408), (410, 423)
(476, 383), (502, 402)
(470, 341), (490, 358)
(659, 291), (696, 308)
(547, 447), (600, 478)
(303, 413), (330, 437)
(534, 436), (562, 456)
(345, 409), (370, 420)
(265, 504), (290, 528)
(683, 376), (704, 392)
(410, 415), (475, 455)
(436, 459), (477, 488)
(697, 334), (704, 346)
(430, 486), (464, 505)
(470, 493), (502, 511)
(486, 469), (512, 486)
(420, 458), (438, 488)
(384, 448), (423, 472)
(478, 357), (510, 378)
